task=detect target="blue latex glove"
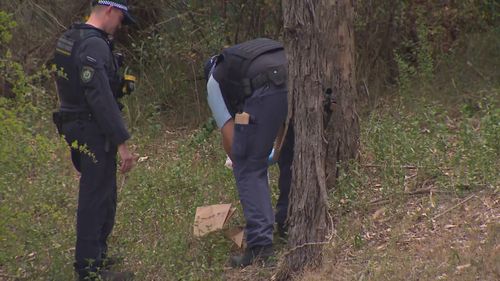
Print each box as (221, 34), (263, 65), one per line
(268, 148), (277, 165)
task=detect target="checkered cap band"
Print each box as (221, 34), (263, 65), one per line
(97, 0), (128, 11)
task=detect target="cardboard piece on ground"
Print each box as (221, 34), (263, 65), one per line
(225, 207), (237, 224)
(225, 227), (245, 248)
(193, 204), (232, 237)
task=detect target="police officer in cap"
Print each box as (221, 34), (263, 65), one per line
(204, 38), (294, 268)
(53, 1), (136, 280)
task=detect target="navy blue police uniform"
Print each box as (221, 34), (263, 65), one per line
(205, 38), (294, 266)
(53, 23), (130, 278)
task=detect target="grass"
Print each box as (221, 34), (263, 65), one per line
(308, 95), (499, 280)
(1, 30), (499, 280)
(303, 29), (499, 281)
(2, 90), (496, 280)
(0, 125), (246, 280)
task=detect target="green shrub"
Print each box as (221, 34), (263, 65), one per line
(0, 11), (70, 278)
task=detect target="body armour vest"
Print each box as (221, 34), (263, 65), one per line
(53, 24), (119, 112)
(214, 38), (284, 116)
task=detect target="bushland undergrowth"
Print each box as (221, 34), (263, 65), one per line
(2, 47), (499, 281)
(0, 4), (498, 281)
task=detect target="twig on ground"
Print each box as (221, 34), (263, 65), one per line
(432, 194), (477, 220)
(0, 273), (17, 279)
(405, 187), (435, 195)
(119, 174), (128, 193)
(369, 187), (450, 206)
(466, 61), (489, 81)
(278, 210), (335, 259)
(370, 198), (390, 205)
(363, 164), (420, 169)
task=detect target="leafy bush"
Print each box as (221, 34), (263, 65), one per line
(0, 11), (69, 277)
(0, 11), (54, 183)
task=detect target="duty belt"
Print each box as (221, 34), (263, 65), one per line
(228, 64), (288, 114)
(56, 111), (93, 123)
(52, 111), (93, 135)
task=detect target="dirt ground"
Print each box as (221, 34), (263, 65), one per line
(224, 188), (499, 281)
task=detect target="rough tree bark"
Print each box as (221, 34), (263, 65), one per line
(324, 0), (360, 187)
(276, 0), (359, 279)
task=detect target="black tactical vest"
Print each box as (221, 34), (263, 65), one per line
(53, 24), (119, 112)
(214, 38), (284, 115)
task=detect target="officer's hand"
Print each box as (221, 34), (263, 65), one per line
(118, 143), (136, 173)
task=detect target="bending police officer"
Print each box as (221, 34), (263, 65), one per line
(53, 1), (136, 280)
(204, 38), (294, 268)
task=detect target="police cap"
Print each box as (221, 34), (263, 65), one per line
(92, 0), (136, 25)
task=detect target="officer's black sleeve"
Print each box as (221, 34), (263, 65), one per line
(77, 37), (130, 145)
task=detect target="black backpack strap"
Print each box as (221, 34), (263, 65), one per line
(53, 25), (108, 111)
(222, 38), (283, 97)
(75, 28), (110, 56)
(217, 38), (284, 115)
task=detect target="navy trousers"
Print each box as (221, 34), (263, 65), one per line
(62, 119), (117, 276)
(231, 84), (291, 248)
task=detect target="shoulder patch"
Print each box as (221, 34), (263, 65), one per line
(81, 66), (95, 83)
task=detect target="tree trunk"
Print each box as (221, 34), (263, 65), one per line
(324, 0), (360, 187)
(276, 0), (359, 279)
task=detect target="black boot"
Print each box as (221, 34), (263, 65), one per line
(77, 270), (134, 281)
(76, 263), (134, 281)
(100, 255), (124, 269)
(230, 245), (275, 268)
(99, 270), (134, 281)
